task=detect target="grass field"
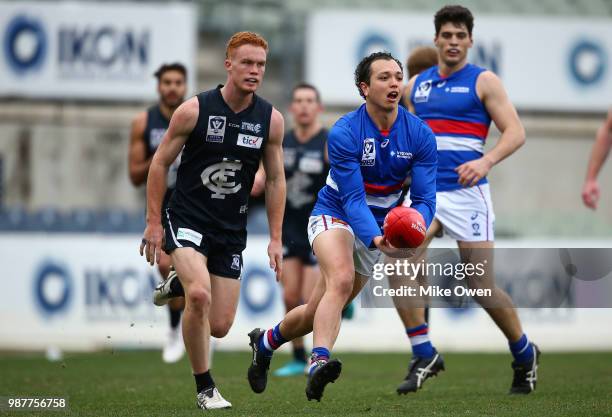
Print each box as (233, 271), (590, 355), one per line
(1, 350), (611, 416)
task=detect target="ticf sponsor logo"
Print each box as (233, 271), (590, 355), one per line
(237, 133), (263, 149)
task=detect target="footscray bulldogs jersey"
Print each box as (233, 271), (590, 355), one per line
(411, 63), (492, 192)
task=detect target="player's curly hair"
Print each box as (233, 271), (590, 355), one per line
(354, 52), (403, 99)
(226, 31), (269, 59)
(434, 5), (474, 36)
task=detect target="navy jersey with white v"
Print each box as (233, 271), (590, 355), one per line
(169, 85), (273, 231)
(312, 105), (437, 248)
(283, 128), (329, 240)
(144, 105), (170, 158)
(144, 104), (182, 190)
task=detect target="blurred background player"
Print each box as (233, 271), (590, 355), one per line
(128, 62), (187, 363)
(140, 31), (285, 410)
(406, 46), (439, 80)
(247, 52), (437, 401)
(401, 46), (439, 106)
(271, 83), (329, 376)
(398, 5), (537, 395)
(582, 107), (612, 209)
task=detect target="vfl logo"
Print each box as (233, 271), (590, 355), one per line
(361, 138), (376, 166)
(231, 254), (241, 271)
(414, 80), (432, 103)
(200, 158), (242, 199)
(206, 116), (226, 143)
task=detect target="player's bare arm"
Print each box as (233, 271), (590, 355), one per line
(262, 107), (286, 280)
(403, 75), (418, 113)
(140, 97), (198, 265)
(456, 71), (525, 187)
(128, 111), (150, 186)
(250, 162), (266, 197)
(582, 108), (612, 209)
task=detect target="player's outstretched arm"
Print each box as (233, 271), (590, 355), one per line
(456, 71), (526, 187)
(140, 97), (198, 265)
(582, 108), (612, 209)
(128, 111), (150, 186)
(262, 108), (286, 280)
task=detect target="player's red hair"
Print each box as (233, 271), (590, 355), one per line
(225, 32), (269, 59)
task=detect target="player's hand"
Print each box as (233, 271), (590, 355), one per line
(267, 239), (283, 281)
(582, 179), (600, 210)
(139, 223), (164, 266)
(455, 157), (494, 187)
(373, 236), (416, 259)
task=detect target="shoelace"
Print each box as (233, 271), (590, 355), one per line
(525, 369), (537, 386)
(252, 337), (270, 368)
(309, 359), (328, 376)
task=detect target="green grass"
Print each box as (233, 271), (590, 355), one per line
(1, 351), (611, 416)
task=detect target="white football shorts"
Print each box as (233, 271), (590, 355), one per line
(307, 214), (381, 277)
(404, 183), (495, 242)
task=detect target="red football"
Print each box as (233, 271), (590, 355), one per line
(383, 206), (427, 248)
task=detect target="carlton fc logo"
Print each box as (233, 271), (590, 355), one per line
(231, 254), (241, 270)
(200, 158), (242, 199)
(414, 80), (432, 103)
(206, 115), (226, 143)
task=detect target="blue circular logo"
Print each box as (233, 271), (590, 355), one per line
(34, 261), (72, 316)
(4, 15), (47, 74)
(568, 40), (607, 86)
(241, 267), (276, 314)
(357, 33), (396, 63)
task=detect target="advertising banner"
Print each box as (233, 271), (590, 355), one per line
(0, 234), (611, 352)
(306, 11), (612, 111)
(0, 2), (196, 101)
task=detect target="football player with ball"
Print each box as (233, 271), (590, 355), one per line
(247, 51), (437, 402)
